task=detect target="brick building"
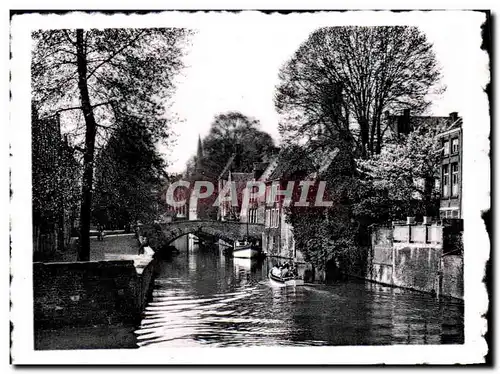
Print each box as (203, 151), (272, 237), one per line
(437, 112), (463, 219)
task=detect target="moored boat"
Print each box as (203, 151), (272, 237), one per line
(232, 240), (260, 259)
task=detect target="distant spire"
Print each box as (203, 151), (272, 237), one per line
(195, 134), (204, 176)
(197, 134), (204, 159)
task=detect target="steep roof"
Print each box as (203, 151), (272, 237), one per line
(267, 147), (316, 181)
(230, 172), (254, 183)
(437, 116), (463, 138)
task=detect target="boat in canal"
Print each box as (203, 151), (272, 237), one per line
(232, 240), (260, 259)
(269, 267), (304, 287)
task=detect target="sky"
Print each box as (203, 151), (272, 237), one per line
(155, 12), (488, 173)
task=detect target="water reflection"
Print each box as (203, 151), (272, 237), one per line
(136, 246), (464, 347)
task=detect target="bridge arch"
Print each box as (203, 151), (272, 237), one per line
(138, 220), (264, 250)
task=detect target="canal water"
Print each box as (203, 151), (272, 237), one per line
(135, 240), (464, 348)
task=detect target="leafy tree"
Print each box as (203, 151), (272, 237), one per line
(32, 28), (191, 260)
(356, 121), (444, 219)
(275, 26), (443, 157)
(92, 120), (167, 230)
(201, 111), (277, 177)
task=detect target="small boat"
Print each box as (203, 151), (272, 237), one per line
(269, 268), (304, 287)
(232, 240), (260, 259)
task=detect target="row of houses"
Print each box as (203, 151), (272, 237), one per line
(163, 109), (463, 262)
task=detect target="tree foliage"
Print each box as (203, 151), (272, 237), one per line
(281, 144), (362, 272)
(200, 111), (277, 177)
(275, 26), (443, 157)
(32, 28), (190, 141)
(32, 108), (81, 255)
(92, 120), (167, 229)
(32, 28), (191, 260)
(356, 121), (445, 219)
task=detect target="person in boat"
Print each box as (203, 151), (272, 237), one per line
(281, 263), (290, 278)
(271, 263), (282, 277)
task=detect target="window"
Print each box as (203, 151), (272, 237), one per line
(443, 140), (450, 156)
(249, 185), (259, 203)
(442, 164), (449, 197)
(265, 209), (271, 228)
(274, 209), (278, 228)
(266, 185), (275, 206)
(452, 138), (459, 154)
(452, 163), (459, 196)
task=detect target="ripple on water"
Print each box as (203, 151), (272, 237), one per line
(135, 252), (464, 347)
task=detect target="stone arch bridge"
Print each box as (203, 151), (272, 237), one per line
(137, 220), (265, 251)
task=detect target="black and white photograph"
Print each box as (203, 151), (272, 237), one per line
(9, 8), (490, 365)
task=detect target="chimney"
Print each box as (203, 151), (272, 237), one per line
(449, 112), (458, 122)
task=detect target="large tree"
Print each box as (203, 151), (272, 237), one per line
(275, 26), (443, 157)
(92, 120), (167, 230)
(200, 111), (277, 178)
(32, 28), (191, 260)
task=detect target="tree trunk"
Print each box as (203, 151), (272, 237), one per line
(369, 118), (375, 156)
(359, 116), (369, 158)
(376, 117), (382, 155)
(76, 29), (98, 261)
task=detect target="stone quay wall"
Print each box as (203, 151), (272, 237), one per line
(33, 255), (157, 328)
(367, 223), (463, 300)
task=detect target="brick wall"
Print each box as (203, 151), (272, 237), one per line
(33, 258), (156, 328)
